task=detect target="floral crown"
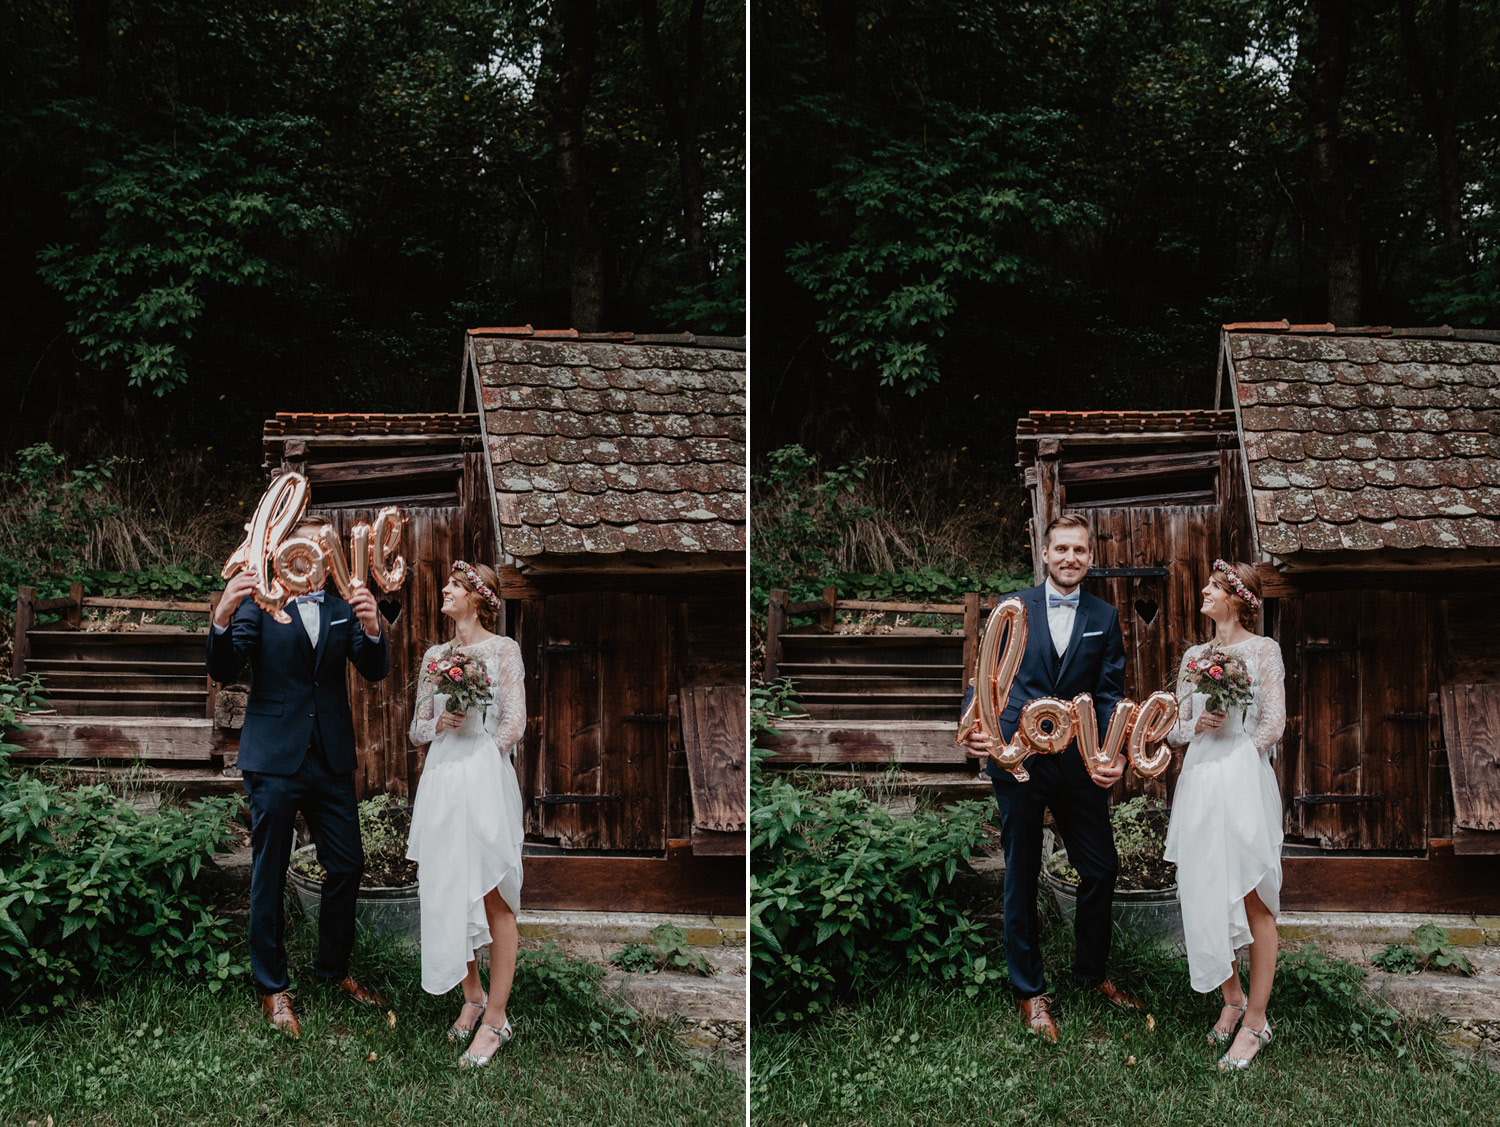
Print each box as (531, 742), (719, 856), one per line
(452, 560), (501, 610)
(1212, 559), (1260, 609)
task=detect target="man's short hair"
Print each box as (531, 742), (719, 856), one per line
(1043, 513), (1092, 547)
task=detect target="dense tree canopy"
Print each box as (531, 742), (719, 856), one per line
(752, 0), (1500, 456)
(2, 0), (743, 466)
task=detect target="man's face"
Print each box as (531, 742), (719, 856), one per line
(1042, 526), (1091, 592)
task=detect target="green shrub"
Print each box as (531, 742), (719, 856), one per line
(0, 675), (247, 1014)
(750, 775), (1002, 1025)
(0, 776), (248, 1014)
(1372, 942), (1421, 974)
(1411, 922), (1475, 976)
(611, 923), (712, 976)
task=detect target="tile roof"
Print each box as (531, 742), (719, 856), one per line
(1225, 325), (1500, 558)
(469, 329), (746, 559)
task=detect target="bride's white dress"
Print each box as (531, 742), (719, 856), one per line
(1162, 635), (1286, 993)
(406, 635), (526, 995)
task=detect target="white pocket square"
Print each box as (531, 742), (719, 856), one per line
(331, 617), (349, 625)
(1082, 630), (1104, 637)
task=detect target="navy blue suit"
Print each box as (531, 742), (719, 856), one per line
(207, 591), (390, 993)
(965, 582), (1126, 999)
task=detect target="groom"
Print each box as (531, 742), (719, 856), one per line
(207, 514), (391, 1038)
(961, 513), (1142, 1040)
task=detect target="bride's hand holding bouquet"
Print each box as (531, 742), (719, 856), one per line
(1181, 649), (1254, 734)
(424, 648), (495, 731)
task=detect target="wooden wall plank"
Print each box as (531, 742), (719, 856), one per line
(541, 592), (602, 848)
(599, 592), (668, 851)
(1298, 590), (1365, 847)
(522, 851), (742, 914)
(1439, 684), (1500, 835)
(681, 685), (747, 835)
(1362, 590), (1428, 850)
(1282, 849), (1500, 912)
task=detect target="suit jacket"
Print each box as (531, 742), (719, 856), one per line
(966, 582), (1126, 780)
(206, 592), (391, 775)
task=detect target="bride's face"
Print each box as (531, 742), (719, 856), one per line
(441, 576), (479, 622)
(1200, 577), (1234, 620)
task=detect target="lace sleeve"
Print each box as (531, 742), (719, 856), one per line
(1167, 645), (1201, 748)
(483, 636), (527, 754)
(1249, 636), (1287, 758)
(408, 645), (442, 747)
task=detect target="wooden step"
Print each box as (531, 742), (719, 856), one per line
(27, 631), (206, 664)
(36, 671), (206, 691)
(786, 676), (963, 695)
(801, 704), (961, 721)
(49, 700), (208, 718)
(780, 633), (964, 646)
(29, 658), (206, 676)
(780, 662), (965, 677)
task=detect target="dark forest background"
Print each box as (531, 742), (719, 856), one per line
(751, 0), (1500, 602)
(0, 0), (743, 617)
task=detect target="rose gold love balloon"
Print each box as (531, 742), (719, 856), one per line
(960, 595), (1177, 782)
(1125, 690), (1178, 778)
(970, 598), (1036, 781)
(1018, 697), (1076, 755)
(369, 505), (407, 591)
(223, 471), (310, 624)
(272, 536), (328, 598)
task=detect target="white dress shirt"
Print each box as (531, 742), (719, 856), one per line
(1043, 579), (1078, 658)
(296, 598), (320, 648)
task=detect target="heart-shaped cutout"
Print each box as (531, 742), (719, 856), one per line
(378, 598), (403, 625)
(1134, 598), (1159, 625)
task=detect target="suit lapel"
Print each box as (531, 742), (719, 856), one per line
(312, 600), (332, 670)
(1055, 595), (1092, 686)
(1024, 585), (1057, 692)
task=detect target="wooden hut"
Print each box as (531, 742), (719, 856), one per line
(1016, 408), (1248, 805)
(1220, 322), (1500, 912)
(1013, 325), (1500, 912)
(463, 328), (746, 914)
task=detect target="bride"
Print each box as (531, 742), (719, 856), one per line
(1163, 559), (1285, 1070)
(407, 560), (526, 1068)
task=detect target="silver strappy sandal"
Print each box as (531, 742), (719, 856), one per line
(1209, 1001), (1247, 1046)
(458, 1019), (513, 1068)
(447, 994), (487, 1043)
(1218, 1018), (1272, 1070)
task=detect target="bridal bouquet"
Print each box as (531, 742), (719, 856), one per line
(1181, 649), (1254, 719)
(425, 648), (494, 716)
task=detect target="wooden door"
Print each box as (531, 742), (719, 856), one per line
(1081, 503), (1222, 801)
(534, 591), (669, 852)
(1295, 589), (1428, 851)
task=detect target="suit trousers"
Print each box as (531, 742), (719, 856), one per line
(242, 741), (365, 993)
(990, 752), (1118, 999)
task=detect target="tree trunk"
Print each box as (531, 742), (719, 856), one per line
(639, 0), (709, 287)
(1304, 0), (1362, 323)
(1398, 0), (1467, 276)
(74, 0), (110, 99)
(553, 0), (605, 330)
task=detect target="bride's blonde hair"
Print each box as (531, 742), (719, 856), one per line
(1209, 560), (1262, 630)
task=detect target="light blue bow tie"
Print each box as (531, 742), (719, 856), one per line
(295, 590), (325, 604)
(1047, 591), (1079, 610)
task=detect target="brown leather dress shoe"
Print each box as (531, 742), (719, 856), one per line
(260, 991), (301, 1039)
(333, 974), (387, 1007)
(1017, 994), (1059, 1042)
(1095, 979), (1145, 1011)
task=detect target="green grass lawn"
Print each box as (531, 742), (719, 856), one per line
(750, 913), (1500, 1127)
(1, 920), (743, 1126)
